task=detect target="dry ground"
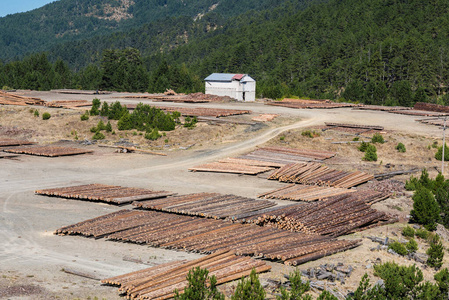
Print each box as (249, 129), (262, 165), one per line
(1, 90), (449, 299)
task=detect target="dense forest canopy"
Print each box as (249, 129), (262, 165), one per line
(2, 0), (449, 105)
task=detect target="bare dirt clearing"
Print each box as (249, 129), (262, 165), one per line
(1, 90), (448, 299)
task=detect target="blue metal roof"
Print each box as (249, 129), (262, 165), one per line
(204, 73), (236, 82)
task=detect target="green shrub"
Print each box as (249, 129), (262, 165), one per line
(427, 235), (444, 268)
(80, 112), (89, 121)
(145, 128), (161, 140)
(184, 116), (198, 129)
(90, 126), (97, 133)
(105, 121), (112, 132)
(97, 120), (106, 131)
(90, 98), (101, 116)
(34, 110), (39, 117)
(388, 241), (407, 255)
(358, 141), (369, 152)
(301, 130), (320, 138)
(411, 186), (440, 231)
(277, 269), (310, 300)
(406, 238), (418, 253)
(396, 142), (406, 152)
(174, 267), (224, 300)
(231, 269), (265, 300)
(405, 175), (419, 191)
(363, 144), (377, 161)
(92, 131), (105, 140)
(117, 113), (133, 130)
(352, 137), (360, 141)
(402, 225), (415, 238)
(42, 112), (51, 120)
(415, 228), (430, 240)
(435, 143), (449, 161)
(280, 136), (285, 141)
(100, 101), (109, 117)
(371, 133), (385, 144)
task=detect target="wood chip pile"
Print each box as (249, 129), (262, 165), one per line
(269, 162), (374, 188)
(102, 250), (271, 300)
(45, 100), (92, 109)
(414, 102), (449, 114)
(133, 192), (277, 219)
(238, 147), (336, 164)
(0, 91), (46, 106)
(55, 209), (361, 265)
(4, 145), (93, 157)
(0, 138), (34, 147)
(258, 183), (355, 201)
(243, 192), (396, 237)
(266, 99), (359, 109)
(35, 184), (174, 205)
(252, 114), (278, 122)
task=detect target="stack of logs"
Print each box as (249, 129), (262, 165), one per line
(269, 162), (374, 188)
(258, 183), (355, 201)
(189, 162), (274, 175)
(133, 192), (277, 219)
(242, 192), (395, 237)
(0, 138), (34, 147)
(55, 209), (361, 266)
(4, 145), (93, 157)
(102, 250), (271, 300)
(36, 183), (174, 205)
(0, 90), (46, 106)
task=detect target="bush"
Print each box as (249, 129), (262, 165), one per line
(363, 144), (377, 161)
(371, 133), (385, 144)
(90, 98), (101, 116)
(231, 269), (265, 300)
(174, 267), (224, 300)
(92, 131), (105, 140)
(105, 121), (112, 132)
(402, 226), (415, 238)
(100, 101), (109, 116)
(435, 143), (449, 161)
(277, 269), (310, 300)
(80, 112), (89, 121)
(415, 228), (430, 240)
(406, 238), (418, 253)
(352, 137), (360, 141)
(184, 116), (198, 128)
(301, 130), (320, 138)
(405, 175), (419, 191)
(411, 187), (440, 231)
(34, 110), (39, 117)
(97, 120), (106, 131)
(117, 113), (133, 130)
(42, 112), (51, 120)
(427, 235), (444, 269)
(90, 126), (97, 133)
(145, 128), (161, 140)
(358, 141), (369, 152)
(396, 142), (406, 152)
(388, 241), (408, 255)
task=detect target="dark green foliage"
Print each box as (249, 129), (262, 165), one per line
(301, 130), (320, 138)
(358, 141), (369, 152)
(435, 144), (449, 161)
(406, 238), (418, 253)
(405, 176), (419, 191)
(350, 274), (386, 300)
(108, 101), (128, 120)
(352, 137), (360, 141)
(148, 61), (203, 94)
(405, 169), (434, 191)
(434, 268), (449, 297)
(414, 87), (428, 103)
(105, 121), (112, 132)
(402, 226), (415, 238)
(371, 133), (384, 144)
(100, 102), (110, 117)
(231, 269), (265, 300)
(145, 128), (161, 141)
(427, 235), (444, 269)
(411, 187), (440, 231)
(80, 112), (89, 121)
(415, 228), (430, 240)
(174, 267), (224, 300)
(92, 131), (105, 140)
(96, 120), (106, 131)
(435, 179), (449, 228)
(388, 241), (407, 256)
(184, 116), (198, 129)
(90, 126), (97, 133)
(172, 111), (181, 123)
(42, 112), (51, 120)
(277, 269), (312, 300)
(90, 98), (101, 116)
(396, 143), (406, 153)
(363, 144), (377, 161)
(117, 113), (133, 131)
(316, 291), (337, 300)
(34, 110), (39, 117)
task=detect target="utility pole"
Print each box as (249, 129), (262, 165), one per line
(443, 116), (447, 175)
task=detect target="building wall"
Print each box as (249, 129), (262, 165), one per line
(205, 80), (256, 102)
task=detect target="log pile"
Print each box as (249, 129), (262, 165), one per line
(189, 162), (274, 175)
(324, 122), (384, 131)
(238, 147), (336, 164)
(355, 105), (412, 111)
(390, 110), (448, 117)
(414, 102), (449, 114)
(45, 100), (92, 109)
(133, 192), (277, 219)
(35, 184), (174, 204)
(266, 99), (359, 109)
(417, 117), (445, 127)
(4, 145), (93, 157)
(55, 209), (361, 265)
(102, 250), (271, 300)
(269, 162), (374, 188)
(244, 192), (396, 237)
(0, 138), (34, 147)
(0, 90), (46, 106)
(258, 184), (355, 201)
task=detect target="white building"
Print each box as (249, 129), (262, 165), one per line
(204, 73), (256, 102)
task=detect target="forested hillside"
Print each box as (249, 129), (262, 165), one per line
(2, 0), (449, 105)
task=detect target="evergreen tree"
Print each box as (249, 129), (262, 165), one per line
(174, 267), (224, 300)
(411, 186), (440, 231)
(427, 235), (444, 269)
(231, 269), (265, 300)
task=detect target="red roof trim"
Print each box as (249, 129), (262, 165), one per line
(232, 74), (245, 81)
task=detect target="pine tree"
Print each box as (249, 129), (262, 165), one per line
(427, 235), (444, 269)
(174, 267), (224, 300)
(411, 187), (440, 231)
(231, 269), (265, 300)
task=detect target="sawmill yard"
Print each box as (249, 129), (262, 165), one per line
(1, 90), (449, 299)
